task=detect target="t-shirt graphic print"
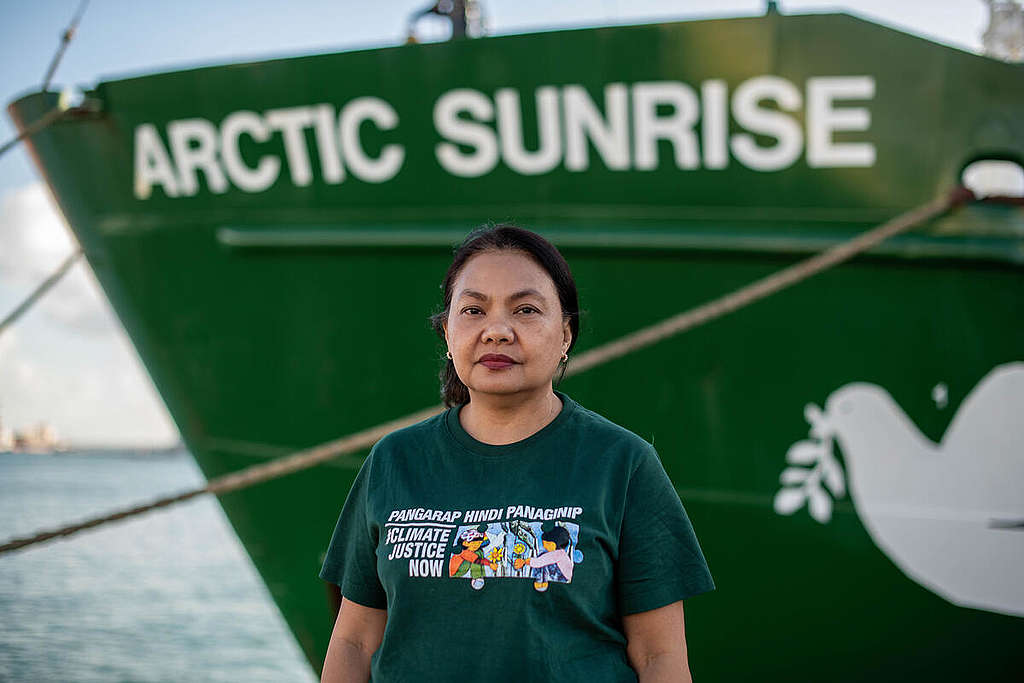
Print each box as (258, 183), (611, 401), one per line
(385, 504), (585, 591)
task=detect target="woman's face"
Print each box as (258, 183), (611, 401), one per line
(443, 249), (571, 401)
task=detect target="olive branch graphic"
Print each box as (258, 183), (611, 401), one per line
(773, 402), (847, 524)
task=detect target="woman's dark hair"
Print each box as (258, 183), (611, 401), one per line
(429, 224), (581, 407)
(541, 525), (572, 551)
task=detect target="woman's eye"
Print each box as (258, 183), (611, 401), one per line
(517, 306), (539, 314)
(461, 307), (483, 315)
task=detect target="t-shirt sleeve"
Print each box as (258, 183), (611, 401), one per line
(318, 451), (387, 609)
(616, 445), (715, 615)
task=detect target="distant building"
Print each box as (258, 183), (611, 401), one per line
(2, 421), (64, 453)
(0, 418), (13, 452)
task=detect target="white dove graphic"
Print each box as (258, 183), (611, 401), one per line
(775, 362), (1024, 617)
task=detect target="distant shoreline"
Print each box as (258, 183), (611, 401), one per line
(0, 445), (188, 458)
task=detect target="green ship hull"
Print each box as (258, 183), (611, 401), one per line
(10, 11), (1023, 680)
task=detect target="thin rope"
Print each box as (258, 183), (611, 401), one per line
(0, 249), (84, 338)
(0, 0), (90, 161)
(0, 107), (69, 160)
(0, 187), (969, 556)
(42, 0), (90, 91)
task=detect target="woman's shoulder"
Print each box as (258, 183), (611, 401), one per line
(567, 396), (658, 461)
(368, 409), (447, 457)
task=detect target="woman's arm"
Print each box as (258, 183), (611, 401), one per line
(320, 598), (387, 683)
(622, 600), (692, 683)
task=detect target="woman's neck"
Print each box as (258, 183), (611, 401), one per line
(459, 387), (563, 445)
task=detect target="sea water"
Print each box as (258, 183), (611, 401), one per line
(0, 449), (317, 682)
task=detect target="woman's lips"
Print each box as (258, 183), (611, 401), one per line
(478, 354), (516, 369)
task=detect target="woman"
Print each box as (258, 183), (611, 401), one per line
(514, 523), (575, 591)
(319, 225), (714, 682)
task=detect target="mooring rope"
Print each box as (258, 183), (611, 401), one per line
(0, 106), (70, 160)
(566, 187), (972, 376)
(0, 249), (84, 338)
(42, 0), (91, 91)
(0, 186), (972, 556)
(0, 0), (91, 161)
(0, 405), (442, 555)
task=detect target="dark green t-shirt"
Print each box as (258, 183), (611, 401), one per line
(319, 391), (714, 681)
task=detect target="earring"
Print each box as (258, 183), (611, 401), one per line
(561, 352), (568, 363)
(446, 350), (453, 360)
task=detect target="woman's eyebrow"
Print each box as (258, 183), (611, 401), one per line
(508, 288), (547, 302)
(456, 289), (488, 301)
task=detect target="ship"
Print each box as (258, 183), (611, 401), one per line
(8, 4), (1023, 680)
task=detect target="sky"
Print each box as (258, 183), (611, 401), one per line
(0, 0), (994, 447)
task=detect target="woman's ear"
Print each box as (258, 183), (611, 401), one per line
(562, 318), (572, 350)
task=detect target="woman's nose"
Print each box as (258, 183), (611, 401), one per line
(482, 318), (514, 343)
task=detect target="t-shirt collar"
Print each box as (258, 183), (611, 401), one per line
(444, 390), (577, 457)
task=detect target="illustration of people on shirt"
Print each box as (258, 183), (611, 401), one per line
(448, 526), (494, 583)
(448, 520), (582, 592)
(513, 524), (574, 592)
